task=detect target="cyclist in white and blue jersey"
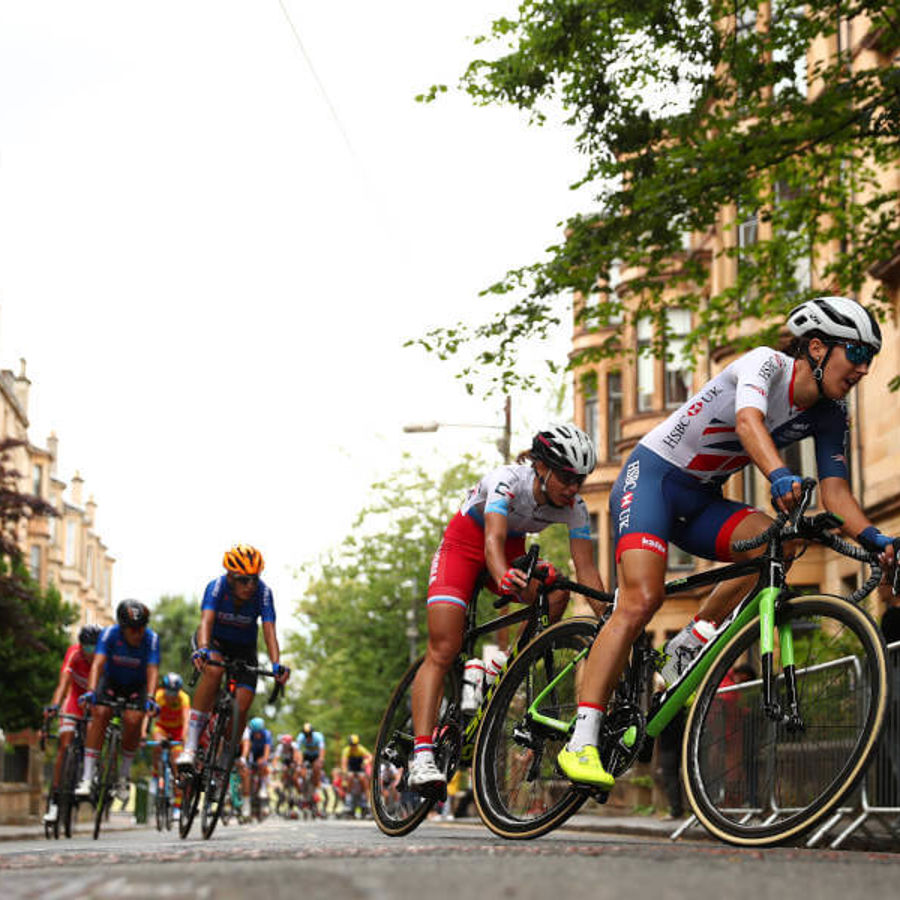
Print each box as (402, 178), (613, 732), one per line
(557, 297), (898, 790)
(177, 545), (289, 770)
(408, 424), (608, 793)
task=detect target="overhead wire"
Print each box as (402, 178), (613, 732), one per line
(275, 0), (360, 163)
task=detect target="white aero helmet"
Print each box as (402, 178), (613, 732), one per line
(787, 296), (882, 352)
(531, 423), (597, 476)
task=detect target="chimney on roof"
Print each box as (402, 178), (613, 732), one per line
(86, 495), (96, 527)
(13, 358), (30, 416)
(47, 432), (59, 477)
(71, 471), (83, 507)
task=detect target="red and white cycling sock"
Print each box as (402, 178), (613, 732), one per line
(567, 703), (606, 752)
(413, 736), (434, 762)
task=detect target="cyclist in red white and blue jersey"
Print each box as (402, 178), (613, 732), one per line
(557, 296), (898, 790)
(176, 545), (289, 770)
(408, 424), (608, 793)
(76, 601), (160, 800)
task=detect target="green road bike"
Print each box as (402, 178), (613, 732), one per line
(472, 480), (890, 847)
(371, 545), (578, 837)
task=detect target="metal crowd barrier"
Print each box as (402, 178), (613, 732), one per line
(670, 639), (900, 848)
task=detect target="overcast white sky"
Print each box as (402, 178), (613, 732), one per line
(0, 1), (586, 628)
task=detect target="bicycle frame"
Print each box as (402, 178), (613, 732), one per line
(456, 548), (564, 756)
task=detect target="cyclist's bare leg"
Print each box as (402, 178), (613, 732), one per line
(84, 705), (112, 753)
(190, 660), (224, 713)
(52, 727), (74, 789)
(411, 603), (466, 737)
(579, 548), (668, 708)
(235, 686), (254, 736)
(696, 511), (803, 623)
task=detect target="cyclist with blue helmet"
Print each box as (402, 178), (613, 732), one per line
(238, 716), (273, 815)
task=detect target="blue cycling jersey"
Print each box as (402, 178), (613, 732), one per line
(246, 728), (272, 758)
(297, 730), (325, 755)
(96, 625), (160, 686)
(201, 575), (276, 645)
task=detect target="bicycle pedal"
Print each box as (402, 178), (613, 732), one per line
(417, 782), (448, 803)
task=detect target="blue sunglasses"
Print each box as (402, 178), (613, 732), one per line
(835, 341), (876, 366)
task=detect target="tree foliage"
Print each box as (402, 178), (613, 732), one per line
(0, 439), (74, 732)
(150, 594), (198, 684)
(413, 0), (900, 391)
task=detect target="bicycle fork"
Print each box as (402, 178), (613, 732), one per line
(759, 587), (804, 731)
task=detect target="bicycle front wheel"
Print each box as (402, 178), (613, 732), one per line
(93, 730), (119, 840)
(684, 593), (887, 847)
(472, 617), (597, 839)
(201, 696), (240, 839)
(370, 655), (460, 837)
(179, 768), (201, 839)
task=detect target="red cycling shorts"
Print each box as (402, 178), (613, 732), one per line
(426, 512), (526, 610)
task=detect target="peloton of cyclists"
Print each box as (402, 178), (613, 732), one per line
(176, 544), (289, 771)
(408, 424), (608, 794)
(76, 600), (160, 801)
(42, 624), (101, 824)
(556, 296), (898, 790)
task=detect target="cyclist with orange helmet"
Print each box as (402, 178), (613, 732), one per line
(176, 545), (289, 769)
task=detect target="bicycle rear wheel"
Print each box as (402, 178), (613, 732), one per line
(370, 655), (461, 837)
(684, 594), (887, 847)
(472, 617), (596, 839)
(93, 731), (119, 840)
(201, 696), (240, 839)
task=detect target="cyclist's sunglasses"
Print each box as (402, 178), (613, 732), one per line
(232, 574), (259, 587)
(82, 643), (97, 655)
(833, 341), (876, 366)
(553, 468), (586, 488)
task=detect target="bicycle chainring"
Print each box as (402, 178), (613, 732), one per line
(599, 704), (646, 776)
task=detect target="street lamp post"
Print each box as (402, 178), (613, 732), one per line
(403, 396), (512, 463)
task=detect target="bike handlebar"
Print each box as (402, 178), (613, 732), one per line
(188, 657), (285, 704)
(731, 478), (886, 605)
(492, 543), (614, 609)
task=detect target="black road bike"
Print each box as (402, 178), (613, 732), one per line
(179, 658), (282, 840)
(370, 546), (605, 837)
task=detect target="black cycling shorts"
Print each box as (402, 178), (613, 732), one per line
(96, 674), (146, 710)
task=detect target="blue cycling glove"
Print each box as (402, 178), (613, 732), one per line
(768, 467), (801, 504)
(857, 526), (894, 553)
(145, 698), (160, 715)
(79, 691), (96, 708)
(192, 646), (211, 665)
(272, 662), (288, 678)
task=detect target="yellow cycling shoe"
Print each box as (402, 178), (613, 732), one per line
(557, 744), (615, 789)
